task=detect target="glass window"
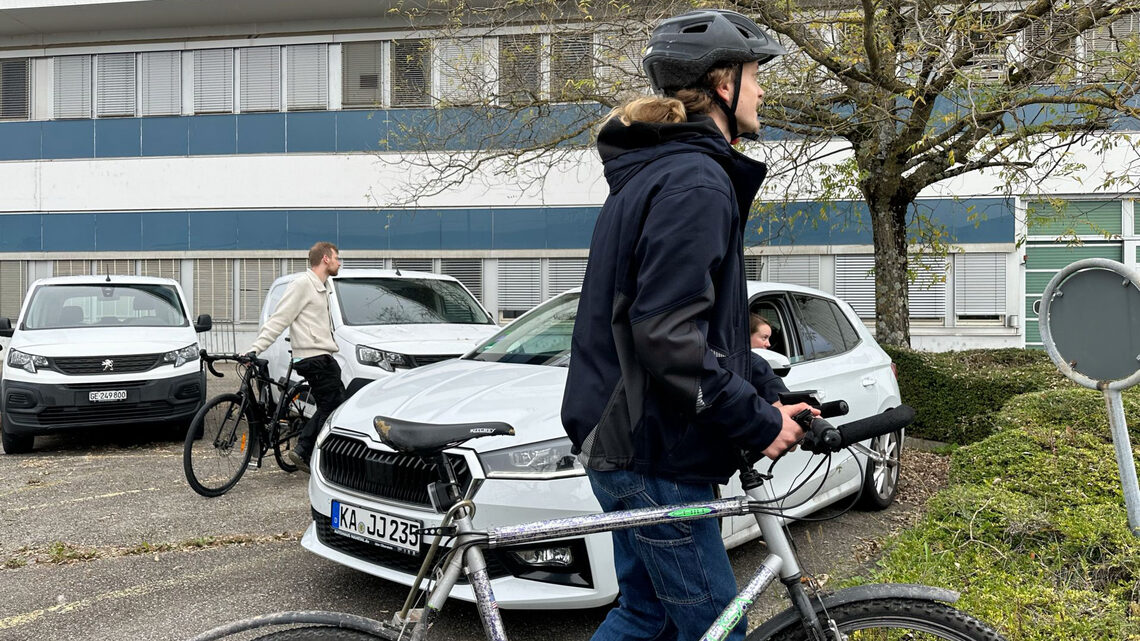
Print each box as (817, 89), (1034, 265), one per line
(342, 42), (382, 108)
(498, 34), (540, 104)
(792, 294), (848, 360)
(334, 277), (492, 326)
(391, 39), (431, 107)
(0, 58), (30, 120)
(23, 284), (187, 330)
(469, 292), (577, 366)
(550, 33), (593, 101)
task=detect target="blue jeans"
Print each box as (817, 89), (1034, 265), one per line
(586, 468), (744, 641)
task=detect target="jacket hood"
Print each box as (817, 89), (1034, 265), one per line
(597, 115), (768, 213)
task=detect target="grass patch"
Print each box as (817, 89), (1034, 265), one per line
(47, 541), (98, 564)
(860, 386), (1140, 641)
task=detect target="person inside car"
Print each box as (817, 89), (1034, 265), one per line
(562, 10), (817, 641)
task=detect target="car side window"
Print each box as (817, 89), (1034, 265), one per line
(748, 295), (799, 361)
(264, 283), (288, 323)
(791, 294), (850, 360)
(833, 302), (862, 350)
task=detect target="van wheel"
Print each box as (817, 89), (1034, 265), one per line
(1, 414), (33, 454)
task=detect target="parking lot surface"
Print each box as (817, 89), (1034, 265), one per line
(0, 416), (936, 641)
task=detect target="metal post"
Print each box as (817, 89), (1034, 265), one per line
(1104, 390), (1140, 536)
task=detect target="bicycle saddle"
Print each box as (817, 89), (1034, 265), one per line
(373, 415), (515, 453)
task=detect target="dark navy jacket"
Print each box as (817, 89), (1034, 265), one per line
(562, 116), (786, 484)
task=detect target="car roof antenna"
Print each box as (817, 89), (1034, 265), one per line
(105, 274), (111, 282)
(395, 267), (402, 276)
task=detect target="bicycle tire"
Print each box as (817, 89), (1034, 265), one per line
(272, 382), (311, 472)
(249, 627), (383, 641)
(183, 393), (258, 497)
(752, 597), (1006, 641)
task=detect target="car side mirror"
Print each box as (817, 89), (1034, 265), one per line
(194, 314), (213, 333)
(754, 348), (791, 378)
(0, 317), (12, 338)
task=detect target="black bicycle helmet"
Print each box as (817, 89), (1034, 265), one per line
(643, 10), (786, 141)
(643, 9), (786, 94)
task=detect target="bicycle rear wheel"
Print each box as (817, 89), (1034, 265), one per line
(271, 383), (311, 472)
(754, 597), (1006, 641)
(183, 393), (257, 497)
(249, 628), (383, 640)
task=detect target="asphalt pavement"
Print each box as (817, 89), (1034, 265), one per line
(0, 417), (924, 641)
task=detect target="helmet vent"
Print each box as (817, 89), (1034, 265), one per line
(683, 24), (709, 33)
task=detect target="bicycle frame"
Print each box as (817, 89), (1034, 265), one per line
(401, 463), (823, 641)
(212, 355), (299, 464)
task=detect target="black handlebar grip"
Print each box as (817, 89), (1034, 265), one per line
(836, 405), (915, 447)
(818, 400), (849, 419)
(206, 359), (224, 378)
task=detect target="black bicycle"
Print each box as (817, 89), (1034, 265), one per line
(183, 351), (313, 497)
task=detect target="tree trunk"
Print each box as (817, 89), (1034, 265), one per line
(869, 198), (911, 348)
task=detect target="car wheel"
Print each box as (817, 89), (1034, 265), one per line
(1, 412), (34, 454)
(857, 429), (901, 511)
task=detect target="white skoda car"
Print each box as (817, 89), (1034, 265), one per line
(300, 282), (903, 609)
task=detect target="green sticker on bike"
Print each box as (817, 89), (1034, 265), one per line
(667, 507), (714, 518)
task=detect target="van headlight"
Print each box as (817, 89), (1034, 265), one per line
(6, 349), (49, 374)
(479, 437), (584, 479)
(356, 345), (409, 372)
(162, 343), (200, 368)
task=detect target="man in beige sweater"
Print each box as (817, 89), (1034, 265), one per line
(247, 241), (345, 473)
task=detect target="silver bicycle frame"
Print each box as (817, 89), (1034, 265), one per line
(407, 480), (802, 641)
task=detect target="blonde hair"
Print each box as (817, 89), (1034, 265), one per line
(607, 66), (736, 125)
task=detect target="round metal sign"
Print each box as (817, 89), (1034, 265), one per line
(1039, 259), (1140, 389)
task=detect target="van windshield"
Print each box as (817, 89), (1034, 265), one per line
(23, 284), (188, 330)
(334, 278), (493, 326)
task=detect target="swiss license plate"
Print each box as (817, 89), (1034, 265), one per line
(331, 500), (422, 555)
(88, 390), (127, 402)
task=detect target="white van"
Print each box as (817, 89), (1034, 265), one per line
(258, 269), (499, 393)
(0, 276), (210, 454)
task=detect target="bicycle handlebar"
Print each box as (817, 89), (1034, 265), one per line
(199, 351), (269, 378)
(798, 404), (915, 454)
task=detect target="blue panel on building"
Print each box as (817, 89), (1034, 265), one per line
(42, 120), (95, 159)
(545, 208), (597, 249)
(95, 213), (142, 251)
(43, 213), (96, 251)
(237, 113), (286, 154)
(0, 121), (42, 161)
(492, 209), (546, 249)
(189, 210), (239, 249)
(387, 109), (439, 151)
(0, 214), (41, 251)
(287, 210), (337, 250)
(189, 115), (237, 155)
(440, 209), (493, 250)
(237, 210), (287, 249)
(286, 112), (337, 153)
(337, 210), (389, 249)
(141, 117), (190, 156)
(910, 197), (1015, 244)
(336, 111), (385, 152)
(388, 210), (442, 249)
(142, 211), (189, 250)
(95, 118), (141, 158)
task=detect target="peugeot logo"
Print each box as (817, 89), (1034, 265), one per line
(101, 359), (114, 372)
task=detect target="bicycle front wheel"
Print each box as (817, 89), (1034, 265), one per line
(249, 628), (384, 640)
(271, 383), (311, 472)
(183, 393), (257, 497)
(755, 598), (1006, 641)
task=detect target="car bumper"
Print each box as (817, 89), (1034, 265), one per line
(301, 435), (619, 610)
(1, 371), (205, 435)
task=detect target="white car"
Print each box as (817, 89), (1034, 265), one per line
(0, 275), (209, 454)
(300, 283), (903, 609)
(258, 269), (499, 393)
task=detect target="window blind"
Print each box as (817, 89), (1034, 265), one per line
(391, 39), (431, 107)
(548, 258), (587, 297)
(194, 49), (233, 113)
(497, 259), (541, 311)
(96, 53), (137, 117)
(141, 51), (181, 116)
(0, 58), (30, 120)
(286, 44), (328, 111)
(239, 46), (281, 112)
(342, 42), (383, 108)
(955, 253), (1006, 317)
(55, 55), (93, 119)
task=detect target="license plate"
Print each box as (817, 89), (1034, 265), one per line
(88, 390), (127, 402)
(330, 500), (422, 555)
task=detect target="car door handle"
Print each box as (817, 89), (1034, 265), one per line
(861, 376), (876, 387)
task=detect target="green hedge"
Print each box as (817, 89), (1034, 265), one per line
(863, 387), (1140, 641)
(882, 346), (1069, 444)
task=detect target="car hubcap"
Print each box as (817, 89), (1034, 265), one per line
(871, 432), (900, 499)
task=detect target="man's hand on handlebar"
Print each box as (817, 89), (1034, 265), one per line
(240, 351), (257, 363)
(762, 402), (819, 460)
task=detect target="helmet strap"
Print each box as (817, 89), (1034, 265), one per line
(710, 64), (757, 142)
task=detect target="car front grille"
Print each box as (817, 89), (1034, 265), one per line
(53, 354), (163, 374)
(408, 354), (458, 368)
(37, 400), (181, 425)
(312, 510), (508, 582)
(318, 434), (473, 507)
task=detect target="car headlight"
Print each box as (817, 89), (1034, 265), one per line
(6, 349), (49, 374)
(479, 437), (584, 479)
(162, 343), (200, 368)
(314, 409), (340, 450)
(356, 345), (409, 372)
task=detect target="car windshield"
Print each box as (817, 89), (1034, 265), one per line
(468, 293), (578, 366)
(22, 284), (188, 330)
(334, 277), (493, 326)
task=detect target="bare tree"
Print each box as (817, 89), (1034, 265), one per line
(372, 0), (1140, 346)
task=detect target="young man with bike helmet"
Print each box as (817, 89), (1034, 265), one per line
(562, 9), (816, 640)
(247, 241), (345, 473)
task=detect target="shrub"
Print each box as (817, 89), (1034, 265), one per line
(882, 346), (1068, 444)
(863, 386), (1140, 641)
